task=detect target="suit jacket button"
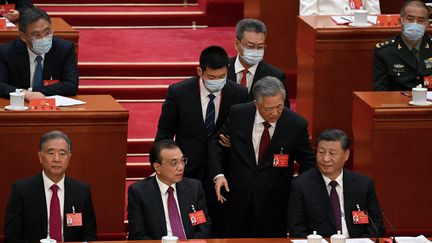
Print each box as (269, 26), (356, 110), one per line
(417, 76), (420, 80)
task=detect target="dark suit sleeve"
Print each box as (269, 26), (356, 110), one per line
(4, 183), (25, 243)
(280, 72), (291, 108)
(127, 185), (153, 240)
(208, 111), (231, 179)
(363, 180), (385, 237)
(155, 85), (178, 141)
(33, 41), (78, 96)
(287, 178), (309, 238)
(293, 120), (315, 173)
(82, 187), (97, 241)
(192, 182), (212, 238)
(372, 49), (390, 91)
(0, 45), (15, 98)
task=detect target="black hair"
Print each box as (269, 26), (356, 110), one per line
(316, 129), (350, 151)
(19, 7), (51, 33)
(199, 45), (229, 71)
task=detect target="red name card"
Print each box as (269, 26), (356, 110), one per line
(0, 18), (5, 30)
(0, 4), (15, 15)
(29, 98), (57, 111)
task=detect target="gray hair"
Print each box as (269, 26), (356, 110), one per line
(39, 131), (72, 151)
(235, 18), (267, 40)
(316, 129), (351, 151)
(253, 76), (286, 103)
(400, 0), (429, 17)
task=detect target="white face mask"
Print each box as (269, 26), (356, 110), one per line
(241, 48), (264, 66)
(203, 78), (226, 93)
(31, 35), (53, 55)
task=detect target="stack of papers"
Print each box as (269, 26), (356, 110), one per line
(331, 15), (378, 25)
(395, 235), (431, 243)
(47, 95), (86, 107)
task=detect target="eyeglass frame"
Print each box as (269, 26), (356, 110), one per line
(157, 157), (189, 168)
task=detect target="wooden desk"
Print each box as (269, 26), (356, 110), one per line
(0, 17), (79, 52)
(0, 95), (128, 238)
(296, 15), (400, 143)
(353, 91), (432, 233)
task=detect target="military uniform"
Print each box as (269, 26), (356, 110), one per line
(373, 34), (432, 91)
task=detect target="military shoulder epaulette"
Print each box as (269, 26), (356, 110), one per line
(375, 39), (396, 49)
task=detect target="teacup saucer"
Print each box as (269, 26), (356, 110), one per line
(4, 105), (29, 111)
(409, 101), (432, 106)
(348, 22), (372, 27)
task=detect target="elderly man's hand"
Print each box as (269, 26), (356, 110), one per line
(3, 9), (19, 22)
(23, 91), (45, 101)
(219, 134), (231, 148)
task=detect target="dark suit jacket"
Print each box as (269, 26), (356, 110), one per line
(0, 37), (78, 98)
(4, 173), (97, 243)
(373, 34), (432, 91)
(155, 76), (248, 180)
(287, 168), (385, 238)
(127, 176), (212, 240)
(208, 102), (316, 237)
(227, 56), (290, 107)
(0, 0), (33, 12)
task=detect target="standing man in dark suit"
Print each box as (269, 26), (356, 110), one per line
(373, 0), (432, 90)
(155, 46), (248, 236)
(128, 140), (211, 240)
(227, 18), (290, 107)
(209, 76), (315, 238)
(4, 131), (97, 243)
(0, 7), (78, 100)
(1, 0), (33, 22)
(287, 129), (384, 238)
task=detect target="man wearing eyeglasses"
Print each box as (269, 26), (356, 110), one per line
(128, 140), (212, 240)
(227, 18), (290, 107)
(0, 7), (78, 100)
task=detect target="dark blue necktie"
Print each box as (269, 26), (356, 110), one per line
(33, 55), (43, 88)
(205, 94), (216, 136)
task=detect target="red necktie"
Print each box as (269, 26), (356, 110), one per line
(240, 69), (248, 87)
(258, 122), (271, 162)
(49, 184), (62, 242)
(167, 187), (186, 239)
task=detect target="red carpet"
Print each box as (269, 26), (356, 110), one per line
(79, 78), (183, 85)
(34, 0), (197, 3)
(78, 28), (236, 62)
(119, 102), (163, 139)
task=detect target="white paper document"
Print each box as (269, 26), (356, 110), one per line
(346, 239), (374, 243)
(292, 240), (328, 243)
(331, 15), (378, 25)
(395, 235), (431, 243)
(0, 17), (16, 27)
(427, 91), (432, 101)
(47, 95), (86, 107)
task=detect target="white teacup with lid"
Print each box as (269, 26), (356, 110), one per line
(307, 231), (323, 243)
(162, 235), (178, 243)
(412, 84), (428, 104)
(331, 230), (347, 243)
(9, 89), (25, 109)
(40, 236), (56, 243)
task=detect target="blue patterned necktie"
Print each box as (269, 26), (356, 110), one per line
(33, 55), (43, 88)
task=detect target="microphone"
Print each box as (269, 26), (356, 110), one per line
(382, 210), (397, 243)
(365, 211), (380, 243)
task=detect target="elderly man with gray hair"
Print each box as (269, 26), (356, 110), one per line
(208, 76), (315, 238)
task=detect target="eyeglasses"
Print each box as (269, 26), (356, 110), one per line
(26, 29), (54, 41)
(237, 39), (266, 50)
(161, 157), (189, 168)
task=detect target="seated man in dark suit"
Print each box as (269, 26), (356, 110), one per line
(227, 18), (290, 107)
(287, 129), (385, 238)
(0, 7), (78, 100)
(209, 76), (315, 238)
(373, 0), (431, 90)
(4, 130), (97, 243)
(128, 140), (211, 240)
(1, 0), (34, 22)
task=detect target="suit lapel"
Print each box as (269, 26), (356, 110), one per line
(216, 82), (232, 127)
(35, 173), (48, 237)
(311, 168), (337, 229)
(342, 169), (356, 234)
(227, 57), (237, 82)
(150, 177), (168, 236)
(16, 40), (31, 87)
(63, 177), (74, 241)
(176, 181), (193, 239)
(396, 36), (419, 71)
(43, 40), (57, 80)
(244, 104), (258, 167)
(190, 78), (208, 135)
